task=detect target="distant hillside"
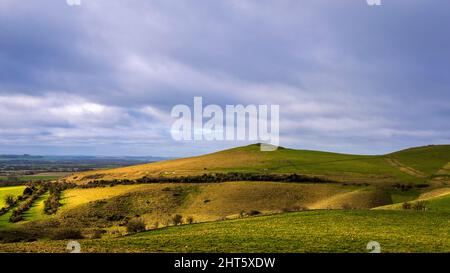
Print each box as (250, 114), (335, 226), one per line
(64, 144), (450, 186)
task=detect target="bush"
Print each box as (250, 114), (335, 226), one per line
(23, 187), (34, 196)
(248, 210), (261, 216)
(413, 201), (427, 211)
(4, 194), (15, 207)
(9, 214), (23, 223)
(172, 214), (183, 225)
(50, 228), (84, 240)
(402, 202), (412, 210)
(126, 218), (146, 233)
(89, 229), (106, 239)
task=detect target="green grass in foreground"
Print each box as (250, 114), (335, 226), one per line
(0, 210), (448, 253)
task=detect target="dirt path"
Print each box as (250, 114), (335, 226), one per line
(386, 158), (426, 178)
(436, 162), (450, 175)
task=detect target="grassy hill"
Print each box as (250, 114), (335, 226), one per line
(374, 187), (450, 212)
(63, 144), (450, 186)
(10, 182), (389, 233)
(1, 210), (448, 253)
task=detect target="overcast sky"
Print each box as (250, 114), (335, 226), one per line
(0, 0), (449, 157)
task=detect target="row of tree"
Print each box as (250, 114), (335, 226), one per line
(81, 172), (335, 188)
(9, 185), (47, 223)
(44, 183), (76, 215)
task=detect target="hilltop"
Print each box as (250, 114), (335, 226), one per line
(63, 144), (450, 186)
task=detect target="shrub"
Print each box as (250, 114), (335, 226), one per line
(239, 210), (246, 218)
(50, 228), (84, 240)
(248, 210), (261, 216)
(126, 218), (146, 233)
(402, 202), (412, 210)
(90, 229), (106, 239)
(4, 194), (15, 207)
(413, 201), (427, 211)
(23, 187), (34, 196)
(9, 214), (23, 223)
(172, 214), (183, 225)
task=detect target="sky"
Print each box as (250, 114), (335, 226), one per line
(0, 0), (449, 157)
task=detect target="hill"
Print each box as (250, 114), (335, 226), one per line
(6, 182), (388, 232)
(63, 144), (450, 186)
(1, 210), (448, 253)
(374, 187), (450, 212)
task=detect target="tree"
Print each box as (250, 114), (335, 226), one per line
(126, 218), (146, 233)
(4, 194), (15, 207)
(172, 214), (183, 225)
(23, 187), (33, 195)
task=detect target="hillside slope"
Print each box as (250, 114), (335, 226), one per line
(375, 187), (450, 212)
(2, 210), (449, 253)
(63, 144), (450, 185)
(18, 182), (387, 231)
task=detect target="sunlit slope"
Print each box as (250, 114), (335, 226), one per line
(64, 144), (450, 185)
(375, 187), (450, 212)
(20, 183), (389, 230)
(0, 186), (25, 208)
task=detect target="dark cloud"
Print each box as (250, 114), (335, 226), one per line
(0, 0), (449, 156)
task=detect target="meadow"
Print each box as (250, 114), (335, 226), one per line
(0, 210), (448, 253)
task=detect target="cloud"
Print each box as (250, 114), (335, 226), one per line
(0, 0), (449, 155)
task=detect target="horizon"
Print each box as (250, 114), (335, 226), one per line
(1, 143), (449, 158)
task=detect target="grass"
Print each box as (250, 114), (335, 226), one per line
(64, 144), (450, 185)
(0, 186), (26, 208)
(39, 182), (389, 230)
(389, 145), (450, 175)
(59, 185), (154, 212)
(374, 187), (450, 212)
(0, 210), (14, 229)
(22, 192), (50, 222)
(0, 210), (448, 253)
(0, 182), (392, 232)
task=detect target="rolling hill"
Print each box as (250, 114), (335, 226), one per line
(63, 144), (450, 186)
(1, 144), (450, 253)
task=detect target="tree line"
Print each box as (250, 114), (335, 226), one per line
(80, 172), (336, 188)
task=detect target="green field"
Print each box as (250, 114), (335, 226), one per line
(0, 186), (26, 208)
(0, 175), (63, 183)
(0, 210), (448, 253)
